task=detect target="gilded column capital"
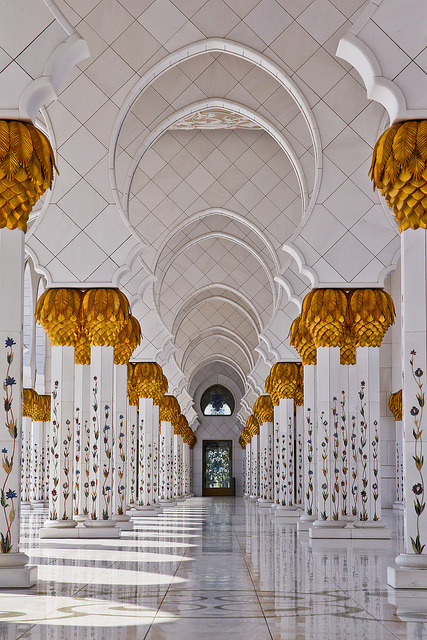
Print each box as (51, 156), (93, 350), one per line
(0, 121), (57, 232)
(32, 394), (51, 422)
(300, 288), (348, 348)
(22, 388), (38, 418)
(113, 316), (141, 365)
(369, 121), (427, 231)
(253, 395), (274, 425)
(127, 363), (139, 407)
(246, 414), (259, 437)
(75, 333), (91, 366)
(36, 288), (82, 347)
(294, 364), (304, 407)
(269, 361), (300, 400)
(340, 335), (356, 365)
(289, 315), (317, 365)
(348, 289), (395, 347)
(134, 362), (167, 405)
(159, 395), (180, 427)
(82, 288), (130, 346)
(389, 389), (402, 421)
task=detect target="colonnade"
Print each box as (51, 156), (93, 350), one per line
(241, 288), (395, 540)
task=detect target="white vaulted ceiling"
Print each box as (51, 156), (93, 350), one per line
(10, 0), (411, 422)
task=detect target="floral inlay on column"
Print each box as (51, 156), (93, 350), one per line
(73, 407), (81, 516)
(305, 408), (314, 516)
(1, 338), (17, 552)
(320, 411), (328, 521)
(358, 382), (368, 522)
(50, 380), (60, 521)
(101, 404), (112, 520)
(351, 414), (358, 517)
(340, 392), (348, 518)
(62, 419), (72, 520)
(116, 415), (126, 515)
(91, 378), (99, 520)
(409, 350), (425, 554)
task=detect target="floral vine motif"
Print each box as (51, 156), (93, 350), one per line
(62, 419), (72, 519)
(320, 411), (329, 520)
(351, 414), (358, 517)
(331, 397), (340, 521)
(91, 378), (99, 520)
(281, 432), (287, 506)
(147, 442), (152, 504)
(358, 381), (369, 522)
(341, 391), (348, 518)
(288, 417), (294, 504)
(50, 380), (60, 520)
(372, 421), (379, 521)
(305, 408), (314, 516)
(409, 350), (425, 554)
(101, 404), (112, 520)
(275, 422), (280, 504)
(129, 421), (136, 504)
(1, 338), (17, 553)
(73, 408), (81, 515)
(83, 420), (90, 515)
(117, 415), (126, 515)
(297, 430), (303, 505)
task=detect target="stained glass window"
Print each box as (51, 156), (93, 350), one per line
(204, 441), (232, 489)
(201, 385), (234, 416)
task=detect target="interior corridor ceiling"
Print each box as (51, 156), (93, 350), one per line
(11, 0), (413, 427)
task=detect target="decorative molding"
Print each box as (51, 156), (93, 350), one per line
(171, 107), (262, 130)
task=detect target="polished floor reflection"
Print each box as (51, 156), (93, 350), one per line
(1, 499), (425, 639)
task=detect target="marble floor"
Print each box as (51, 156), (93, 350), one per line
(0, 498), (426, 639)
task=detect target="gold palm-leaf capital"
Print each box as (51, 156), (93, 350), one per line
(301, 289), (348, 348)
(348, 289), (395, 347)
(0, 121), (57, 232)
(369, 120), (427, 231)
(159, 395), (180, 427)
(389, 389), (402, 421)
(36, 288), (82, 347)
(82, 288), (130, 346)
(253, 395), (274, 425)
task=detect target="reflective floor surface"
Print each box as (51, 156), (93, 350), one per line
(1, 498), (426, 639)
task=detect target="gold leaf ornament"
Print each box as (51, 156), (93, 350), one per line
(32, 394), (51, 422)
(82, 288), (130, 346)
(300, 289), (348, 348)
(134, 362), (167, 405)
(269, 361), (300, 400)
(289, 315), (317, 365)
(22, 388), (38, 418)
(294, 364), (304, 406)
(348, 289), (395, 347)
(246, 414), (259, 437)
(0, 121), (57, 232)
(113, 316), (142, 365)
(253, 395), (274, 425)
(127, 363), (139, 406)
(369, 120), (427, 231)
(389, 389), (402, 421)
(159, 395), (181, 429)
(36, 288), (82, 347)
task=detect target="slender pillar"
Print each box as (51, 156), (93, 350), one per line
(244, 441), (251, 498)
(299, 364), (317, 529)
(21, 415), (32, 509)
(158, 395), (180, 506)
(43, 346), (77, 533)
(73, 363), (91, 520)
(249, 424), (259, 501)
(112, 363), (132, 529)
(127, 403), (137, 508)
(30, 421), (45, 509)
(84, 345), (118, 534)
(134, 397), (159, 515)
(257, 420), (274, 508)
(183, 440), (191, 497)
(295, 403), (304, 508)
(389, 390), (404, 509)
(389, 229), (427, 585)
(173, 431), (184, 501)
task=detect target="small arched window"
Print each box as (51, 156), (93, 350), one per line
(201, 385), (234, 416)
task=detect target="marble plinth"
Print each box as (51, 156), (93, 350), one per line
(31, 501), (46, 511)
(310, 523), (391, 539)
(388, 554), (427, 589)
(0, 553), (37, 588)
(159, 499), (177, 507)
(257, 499), (273, 509)
(275, 506), (301, 520)
(40, 526), (120, 539)
(393, 501), (404, 511)
(112, 514), (133, 530)
(298, 515), (316, 531)
(130, 506), (159, 517)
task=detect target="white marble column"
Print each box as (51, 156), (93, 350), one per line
(312, 346), (346, 531)
(275, 398), (299, 519)
(244, 442), (251, 498)
(127, 403), (137, 509)
(249, 433), (259, 501)
(73, 363), (91, 520)
(133, 397), (159, 516)
(159, 421), (175, 505)
(0, 229), (36, 585)
(21, 415), (32, 508)
(257, 419), (273, 508)
(42, 345), (77, 536)
(389, 229), (427, 587)
(353, 346), (388, 533)
(112, 363), (132, 529)
(30, 421), (45, 509)
(299, 364), (317, 529)
(295, 404), (304, 508)
(183, 441), (191, 497)
(173, 432), (184, 501)
(394, 419), (404, 509)
(84, 346), (119, 537)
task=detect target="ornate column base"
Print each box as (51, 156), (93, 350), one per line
(21, 501), (32, 511)
(257, 498), (273, 509)
(112, 514), (133, 530)
(393, 500), (405, 511)
(275, 505), (301, 521)
(310, 520), (391, 539)
(0, 553), (37, 588)
(297, 514), (316, 531)
(129, 505), (159, 517)
(388, 554), (427, 589)
(31, 500), (46, 511)
(159, 499), (177, 507)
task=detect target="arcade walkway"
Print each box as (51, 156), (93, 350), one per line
(0, 499), (420, 639)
